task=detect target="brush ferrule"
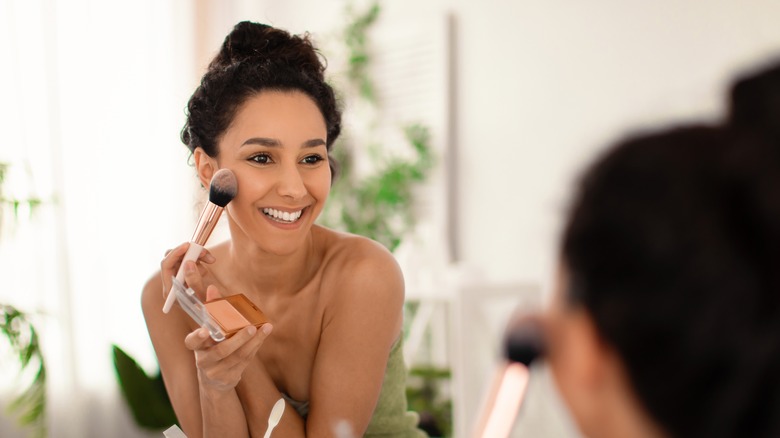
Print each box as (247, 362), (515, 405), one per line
(191, 202), (223, 245)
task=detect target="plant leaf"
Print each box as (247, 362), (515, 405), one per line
(112, 344), (178, 430)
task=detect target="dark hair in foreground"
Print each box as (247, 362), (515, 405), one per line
(181, 21), (342, 175)
(729, 57), (780, 143)
(561, 123), (780, 438)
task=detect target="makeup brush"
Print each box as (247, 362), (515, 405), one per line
(163, 168), (238, 313)
(473, 314), (545, 438)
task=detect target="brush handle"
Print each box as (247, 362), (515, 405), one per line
(162, 242), (205, 313)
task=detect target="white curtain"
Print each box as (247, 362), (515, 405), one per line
(0, 1), (200, 436)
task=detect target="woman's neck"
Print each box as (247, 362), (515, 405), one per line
(222, 227), (321, 298)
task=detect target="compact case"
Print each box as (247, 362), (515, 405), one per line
(171, 276), (268, 342)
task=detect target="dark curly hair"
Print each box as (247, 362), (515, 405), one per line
(561, 123), (780, 438)
(181, 21), (342, 176)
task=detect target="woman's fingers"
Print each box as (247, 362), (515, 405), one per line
(193, 324), (272, 367)
(160, 243), (217, 299)
(198, 249), (216, 264)
(221, 324), (272, 368)
(188, 324), (272, 390)
(160, 242), (191, 297)
(182, 260), (204, 295)
(184, 327), (215, 350)
(205, 284), (223, 301)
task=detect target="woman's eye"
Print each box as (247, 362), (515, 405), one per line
(249, 153), (272, 164)
(301, 154), (324, 165)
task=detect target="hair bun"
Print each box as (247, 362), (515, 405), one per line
(209, 21), (324, 80)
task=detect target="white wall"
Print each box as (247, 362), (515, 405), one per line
(447, 0), (780, 288)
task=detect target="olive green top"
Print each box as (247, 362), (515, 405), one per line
(282, 336), (428, 437)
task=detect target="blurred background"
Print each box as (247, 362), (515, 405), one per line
(2, 0), (780, 437)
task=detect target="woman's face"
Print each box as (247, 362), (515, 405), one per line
(545, 265), (602, 437)
(545, 264), (658, 438)
(214, 90), (331, 254)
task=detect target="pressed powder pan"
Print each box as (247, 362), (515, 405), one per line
(204, 294), (268, 338)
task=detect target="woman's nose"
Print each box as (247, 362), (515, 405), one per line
(276, 164), (306, 199)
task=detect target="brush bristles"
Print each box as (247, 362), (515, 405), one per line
(209, 169), (238, 207)
(504, 316), (545, 366)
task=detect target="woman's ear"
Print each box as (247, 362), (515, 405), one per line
(193, 148), (216, 188)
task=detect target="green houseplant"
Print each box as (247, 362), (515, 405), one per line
(319, 1), (435, 253)
(112, 345), (177, 430)
(0, 161), (47, 438)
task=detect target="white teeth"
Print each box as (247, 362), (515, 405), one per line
(262, 207), (303, 223)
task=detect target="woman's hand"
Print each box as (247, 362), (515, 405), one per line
(185, 310), (273, 392)
(178, 256), (274, 392)
(160, 242), (217, 300)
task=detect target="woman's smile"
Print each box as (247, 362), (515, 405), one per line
(261, 207), (306, 226)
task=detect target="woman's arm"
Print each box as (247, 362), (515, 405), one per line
(142, 243), (272, 438)
(305, 240), (406, 436)
(184, 322), (264, 438)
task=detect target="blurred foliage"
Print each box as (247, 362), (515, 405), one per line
(403, 302), (453, 437)
(321, 0), (435, 252)
(344, 1), (381, 103)
(0, 162), (43, 227)
(112, 345), (178, 430)
(1, 304), (46, 438)
(407, 365), (453, 437)
(0, 161), (47, 437)
(325, 123), (434, 252)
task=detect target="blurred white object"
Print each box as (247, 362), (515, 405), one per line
(163, 425), (187, 438)
(333, 419), (356, 438)
(474, 362), (531, 437)
(263, 398), (285, 438)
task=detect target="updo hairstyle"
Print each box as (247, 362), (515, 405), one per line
(181, 21), (342, 175)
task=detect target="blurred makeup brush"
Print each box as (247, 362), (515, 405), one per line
(163, 168), (238, 313)
(473, 314), (546, 438)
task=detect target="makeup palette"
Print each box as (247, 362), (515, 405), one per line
(171, 276), (268, 342)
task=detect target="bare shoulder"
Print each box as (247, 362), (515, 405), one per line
(141, 270), (164, 316)
(141, 270), (180, 340)
(318, 227), (403, 284)
(140, 270), (192, 336)
(315, 226), (405, 308)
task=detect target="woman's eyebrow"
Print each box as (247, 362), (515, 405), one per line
(241, 137), (280, 147)
(240, 137), (326, 148)
(303, 138), (326, 148)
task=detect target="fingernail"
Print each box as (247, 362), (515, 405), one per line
(247, 325), (257, 336)
(262, 324), (273, 335)
(205, 253), (216, 263)
(185, 262), (195, 273)
(198, 328), (209, 338)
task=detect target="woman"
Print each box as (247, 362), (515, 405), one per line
(142, 21), (425, 437)
(545, 122), (780, 437)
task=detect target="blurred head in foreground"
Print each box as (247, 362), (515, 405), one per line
(546, 61), (780, 438)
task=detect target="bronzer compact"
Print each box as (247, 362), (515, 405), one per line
(172, 276), (268, 342)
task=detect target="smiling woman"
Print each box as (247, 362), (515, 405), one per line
(141, 21), (427, 438)
(202, 91), (332, 251)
